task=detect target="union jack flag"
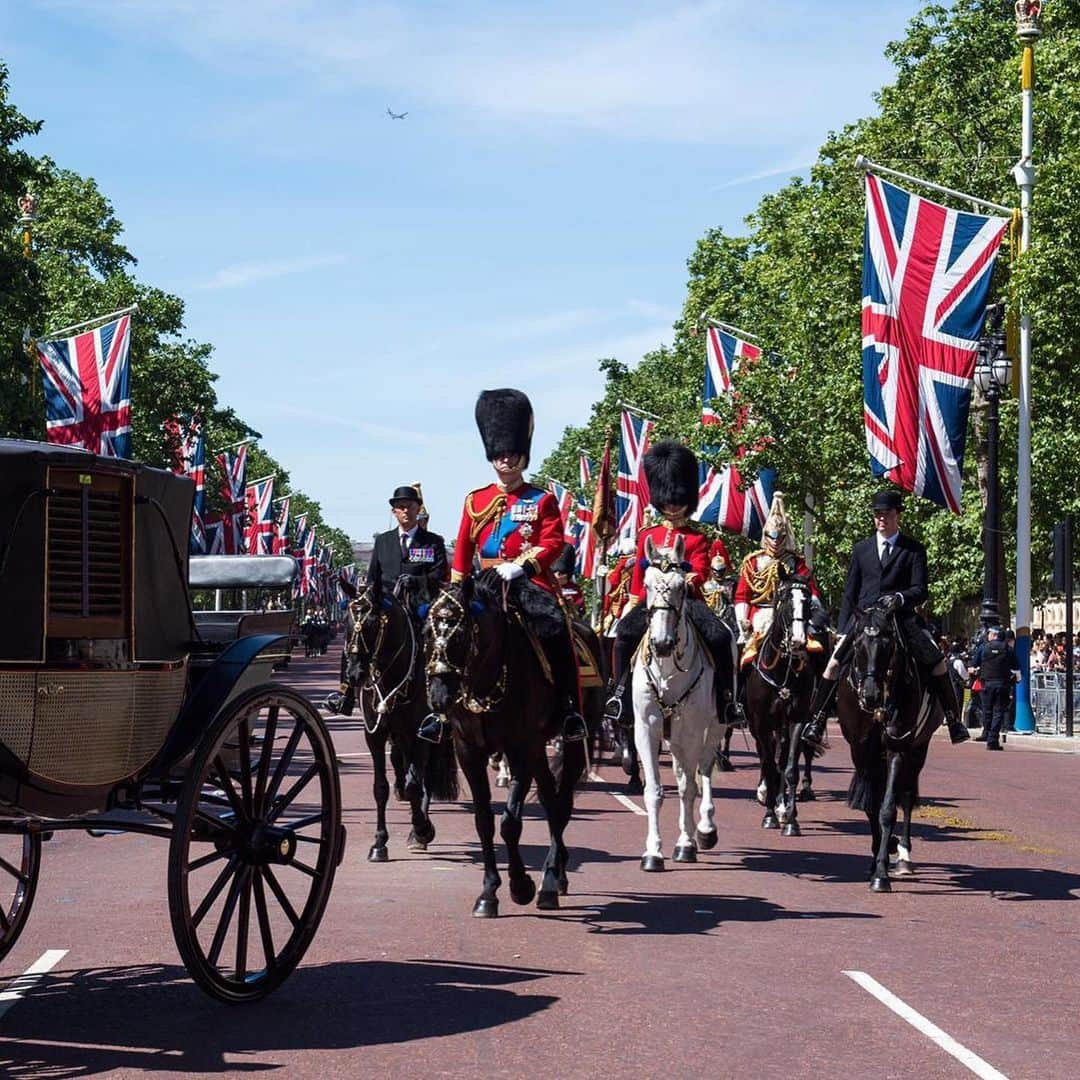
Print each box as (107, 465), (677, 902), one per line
(548, 479), (574, 541)
(862, 175), (1008, 512)
(703, 327), (760, 419)
(579, 452), (596, 490)
(616, 410), (654, 545)
(697, 327), (774, 538)
(204, 513), (226, 555)
(216, 445), (248, 554)
(272, 496), (291, 555)
(245, 476), (275, 555)
(301, 528), (317, 598)
(37, 313), (132, 458)
(293, 513), (309, 549)
(573, 493), (596, 578)
(168, 416), (206, 554)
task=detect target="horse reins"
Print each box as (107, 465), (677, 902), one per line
(425, 588), (508, 715)
(347, 586), (419, 732)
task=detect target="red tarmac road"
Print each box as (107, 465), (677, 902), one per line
(2, 648), (1079, 1079)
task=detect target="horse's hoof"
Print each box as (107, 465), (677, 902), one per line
(536, 889), (560, 910)
(695, 827), (718, 851)
(762, 813), (779, 830)
(472, 897), (499, 918)
(621, 747), (635, 776)
(796, 786), (815, 802)
(626, 776), (644, 796)
(673, 845), (697, 863)
(781, 821), (802, 838)
(640, 854), (665, 872)
(406, 834), (427, 852)
(717, 754), (735, 772)
(510, 876), (537, 906)
(870, 876), (892, 893)
(368, 845), (389, 863)
(558, 874), (569, 896)
(895, 860), (914, 877)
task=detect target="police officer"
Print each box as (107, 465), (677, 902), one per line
(802, 489), (969, 750)
(969, 627), (1020, 750)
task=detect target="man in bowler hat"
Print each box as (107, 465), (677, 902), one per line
(367, 484), (448, 598)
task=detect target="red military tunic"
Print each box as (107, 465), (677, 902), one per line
(734, 550), (819, 625)
(451, 481), (564, 592)
(629, 521), (710, 603)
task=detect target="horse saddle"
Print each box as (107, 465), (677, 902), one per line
(514, 616), (604, 689)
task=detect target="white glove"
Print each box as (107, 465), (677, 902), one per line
(495, 562), (525, 582)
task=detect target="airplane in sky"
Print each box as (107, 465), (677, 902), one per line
(386, 107), (408, 120)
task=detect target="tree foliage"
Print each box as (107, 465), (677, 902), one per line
(540, 0), (1080, 621)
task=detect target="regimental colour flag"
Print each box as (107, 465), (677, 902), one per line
(703, 326), (760, 420)
(245, 476), (276, 555)
(616, 410), (654, 545)
(37, 313), (132, 459)
(217, 445), (248, 554)
(548, 479), (574, 541)
(697, 326), (774, 539)
(862, 174), (1008, 512)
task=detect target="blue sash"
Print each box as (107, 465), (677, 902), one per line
(479, 487), (543, 558)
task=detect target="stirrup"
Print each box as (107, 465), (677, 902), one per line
(602, 692), (624, 725)
(418, 714), (448, 745)
(562, 711), (588, 743)
(724, 701), (747, 728)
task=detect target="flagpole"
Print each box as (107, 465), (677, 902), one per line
(855, 156), (1014, 215)
(42, 304), (139, 341)
(1012, 4), (1041, 733)
(210, 437), (255, 456)
(617, 401), (663, 422)
(247, 473), (277, 486)
(699, 316), (763, 343)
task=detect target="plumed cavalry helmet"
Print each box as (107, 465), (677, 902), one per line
(762, 491), (798, 556)
(643, 441), (698, 514)
(475, 389), (534, 464)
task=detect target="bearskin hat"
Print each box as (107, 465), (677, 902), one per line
(643, 441), (698, 513)
(551, 542), (576, 578)
(475, 389), (534, 463)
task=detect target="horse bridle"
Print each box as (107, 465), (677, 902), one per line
(754, 580), (812, 694)
(424, 587), (507, 714)
(847, 611), (904, 718)
(347, 582), (417, 731)
(642, 563), (707, 713)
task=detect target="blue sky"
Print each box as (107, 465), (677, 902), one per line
(3, 0), (925, 543)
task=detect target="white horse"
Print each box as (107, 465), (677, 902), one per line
(632, 534), (729, 871)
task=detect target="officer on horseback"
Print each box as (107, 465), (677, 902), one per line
(417, 389), (588, 745)
(367, 483), (448, 598)
(733, 492), (828, 667)
(602, 441), (735, 725)
(802, 489), (969, 750)
(601, 537), (636, 636)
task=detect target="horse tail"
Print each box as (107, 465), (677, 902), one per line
(426, 735), (460, 802)
(846, 729), (886, 813)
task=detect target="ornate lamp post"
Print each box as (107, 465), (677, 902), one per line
(17, 191), (37, 259)
(974, 312), (1013, 628)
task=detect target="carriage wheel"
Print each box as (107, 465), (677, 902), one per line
(0, 832), (41, 965)
(168, 685), (342, 1003)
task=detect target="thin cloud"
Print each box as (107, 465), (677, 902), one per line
(710, 160), (814, 192)
(198, 253), (346, 290)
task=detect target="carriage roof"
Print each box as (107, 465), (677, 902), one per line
(189, 555), (298, 590)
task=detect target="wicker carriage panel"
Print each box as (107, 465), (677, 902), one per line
(0, 673), (36, 762)
(28, 668), (186, 787)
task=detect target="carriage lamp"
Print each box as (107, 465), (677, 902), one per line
(975, 314), (1013, 629)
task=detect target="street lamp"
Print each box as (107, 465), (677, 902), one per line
(975, 310), (1013, 628)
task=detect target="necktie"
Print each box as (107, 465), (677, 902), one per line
(881, 541), (891, 566)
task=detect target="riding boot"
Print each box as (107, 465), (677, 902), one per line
(340, 683), (356, 717)
(417, 713), (448, 744)
(929, 669), (970, 744)
(801, 676), (837, 752)
(603, 634), (637, 726)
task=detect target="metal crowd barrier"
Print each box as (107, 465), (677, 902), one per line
(1029, 671), (1078, 736)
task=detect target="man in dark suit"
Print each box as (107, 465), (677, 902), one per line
(367, 484), (448, 599)
(802, 490), (969, 750)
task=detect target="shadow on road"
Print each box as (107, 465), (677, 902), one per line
(0, 958), (568, 1077)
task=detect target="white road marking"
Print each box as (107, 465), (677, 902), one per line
(844, 970), (1008, 1080)
(334, 751), (370, 758)
(0, 950), (68, 1021)
(589, 770), (647, 815)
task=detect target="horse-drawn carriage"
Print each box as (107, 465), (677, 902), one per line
(0, 440), (345, 1001)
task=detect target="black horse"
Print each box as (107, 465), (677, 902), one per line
(423, 573), (587, 917)
(343, 573), (458, 862)
(837, 601), (939, 892)
(744, 574), (820, 837)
